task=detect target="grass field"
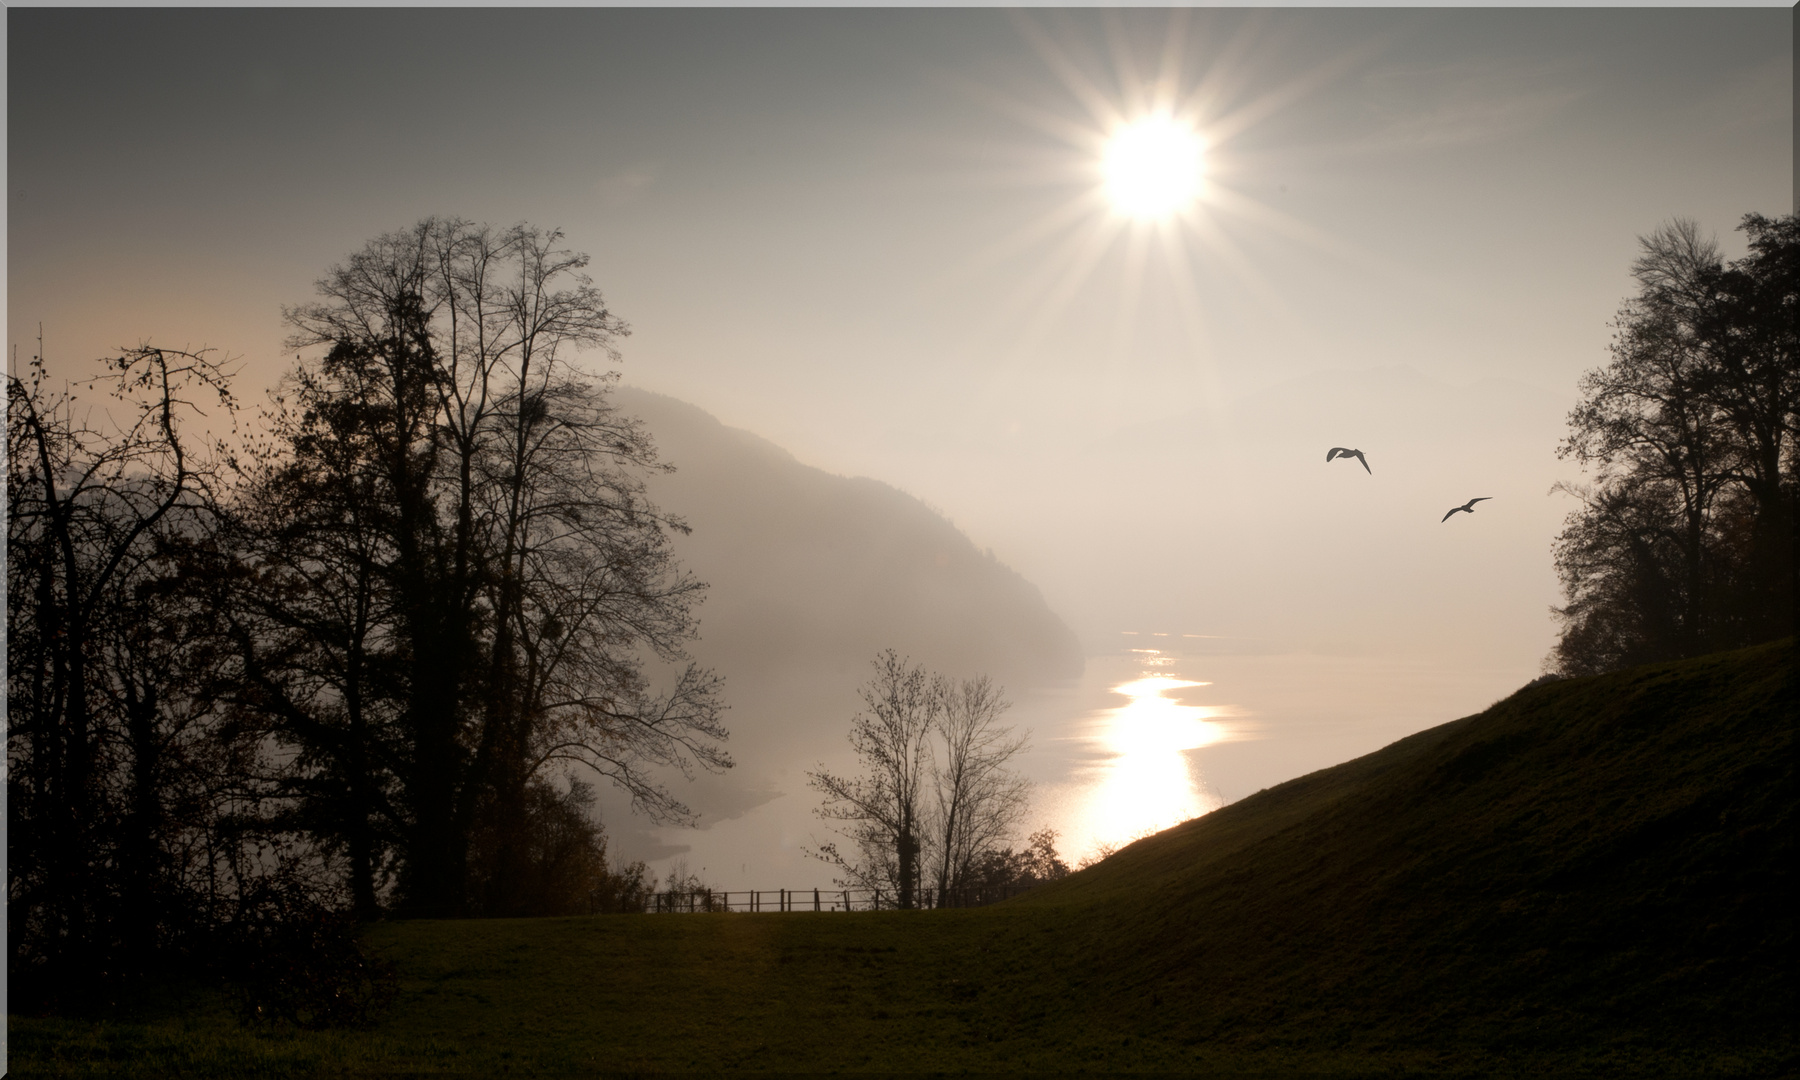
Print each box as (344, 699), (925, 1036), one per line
(12, 639), (1794, 1077)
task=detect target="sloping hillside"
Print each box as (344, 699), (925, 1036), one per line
(1020, 637), (1795, 1056)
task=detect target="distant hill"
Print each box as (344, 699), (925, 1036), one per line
(617, 385), (1082, 692)
(1017, 637), (1795, 1057)
(600, 387), (1083, 851)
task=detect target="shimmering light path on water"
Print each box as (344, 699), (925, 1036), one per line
(1048, 645), (1234, 860)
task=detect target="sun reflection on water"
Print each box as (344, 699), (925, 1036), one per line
(1074, 650), (1228, 857)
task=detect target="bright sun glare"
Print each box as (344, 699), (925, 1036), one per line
(1103, 116), (1205, 220)
(1071, 667), (1227, 856)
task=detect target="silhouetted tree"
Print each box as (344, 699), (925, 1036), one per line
(7, 220), (721, 1017)
(7, 339), (253, 1004)
(929, 675), (1031, 899)
(236, 218), (728, 917)
(808, 651), (937, 907)
(1693, 214), (1799, 637)
(589, 856), (657, 915)
(808, 652), (1034, 908)
(966, 828), (1071, 893)
(466, 777), (649, 916)
(1552, 214), (1797, 674)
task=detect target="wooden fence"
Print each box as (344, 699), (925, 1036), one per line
(641, 884), (1039, 914)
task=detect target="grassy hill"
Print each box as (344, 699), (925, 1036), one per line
(1013, 635), (1795, 1063)
(14, 640), (1793, 1076)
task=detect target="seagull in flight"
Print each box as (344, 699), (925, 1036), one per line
(1326, 447), (1371, 474)
(1442, 497), (1492, 522)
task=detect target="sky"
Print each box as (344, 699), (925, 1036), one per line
(8, 7), (1794, 877)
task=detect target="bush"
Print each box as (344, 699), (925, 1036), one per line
(469, 777), (663, 915)
(221, 881), (397, 1030)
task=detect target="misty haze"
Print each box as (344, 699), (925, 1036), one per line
(8, 6), (1793, 1075)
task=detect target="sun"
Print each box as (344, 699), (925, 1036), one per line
(1102, 116), (1205, 221)
(933, 11), (1351, 383)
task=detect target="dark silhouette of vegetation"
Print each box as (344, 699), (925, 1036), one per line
(807, 651), (1034, 908)
(1552, 213), (1797, 674)
(224, 879), (397, 1030)
(7, 220), (724, 1016)
(7, 338), (261, 1010)
(964, 828), (1071, 892)
(236, 218), (727, 920)
(468, 778), (655, 918)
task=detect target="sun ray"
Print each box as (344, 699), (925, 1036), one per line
(1003, 213), (1127, 348)
(1191, 30), (1390, 146)
(921, 10), (1394, 415)
(928, 188), (1105, 294)
(1182, 9), (1272, 114)
(1152, 223), (1225, 373)
(933, 191), (1129, 379)
(1102, 10), (1155, 117)
(1153, 7), (1194, 113)
(1106, 219), (1155, 376)
(1199, 183), (1405, 280)
(1010, 11), (1130, 137)
(939, 70), (1114, 156)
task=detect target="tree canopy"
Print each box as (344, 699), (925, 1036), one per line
(1551, 213), (1797, 674)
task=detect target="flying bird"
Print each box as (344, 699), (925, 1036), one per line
(1441, 497), (1492, 522)
(1326, 447), (1371, 474)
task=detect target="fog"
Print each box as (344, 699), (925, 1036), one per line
(9, 7), (1792, 879)
(598, 370), (1574, 875)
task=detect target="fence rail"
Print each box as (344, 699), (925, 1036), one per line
(637, 884), (1039, 914)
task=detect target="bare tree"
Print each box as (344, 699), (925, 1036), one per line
(7, 337), (250, 1002)
(929, 675), (1031, 899)
(807, 650), (936, 908)
(808, 654), (1034, 908)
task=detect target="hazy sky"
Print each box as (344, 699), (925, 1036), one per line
(8, 7), (1794, 873)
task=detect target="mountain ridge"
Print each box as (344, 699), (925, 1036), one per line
(615, 384), (1084, 690)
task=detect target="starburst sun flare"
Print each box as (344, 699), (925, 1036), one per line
(933, 11), (1371, 414)
(1103, 116), (1205, 220)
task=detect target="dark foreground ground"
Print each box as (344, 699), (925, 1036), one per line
(13, 640), (1794, 1077)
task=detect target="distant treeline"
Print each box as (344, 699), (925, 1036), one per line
(1551, 213), (1797, 675)
(7, 220), (727, 1012)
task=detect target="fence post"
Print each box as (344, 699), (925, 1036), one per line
(814, 887), (820, 912)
